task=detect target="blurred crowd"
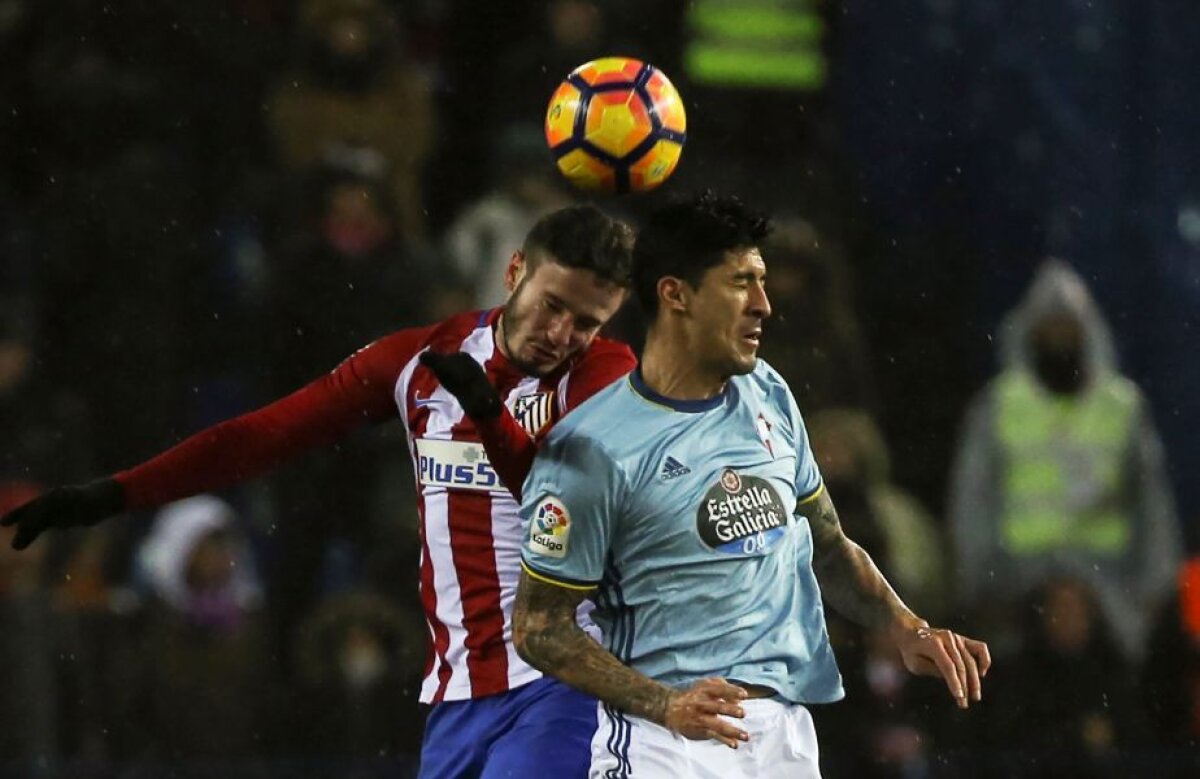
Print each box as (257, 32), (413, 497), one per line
(1, 1), (1198, 777)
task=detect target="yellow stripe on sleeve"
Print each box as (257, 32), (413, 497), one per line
(797, 481), (826, 506)
(520, 561), (599, 592)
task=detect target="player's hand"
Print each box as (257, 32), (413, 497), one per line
(0, 478), (124, 550)
(418, 351), (502, 420)
(892, 623), (991, 709)
(663, 677), (750, 749)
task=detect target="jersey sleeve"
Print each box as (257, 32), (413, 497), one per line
(561, 338), (636, 413)
(778, 377), (823, 504)
(519, 428), (625, 589)
(114, 328), (429, 510)
(474, 409), (535, 500)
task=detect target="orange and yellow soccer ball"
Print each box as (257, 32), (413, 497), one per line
(545, 57), (687, 194)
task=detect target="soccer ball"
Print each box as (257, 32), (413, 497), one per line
(545, 57), (687, 194)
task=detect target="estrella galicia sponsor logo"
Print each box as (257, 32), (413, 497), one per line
(415, 438), (501, 493)
(528, 496), (571, 558)
(697, 468), (788, 556)
(659, 455), (691, 481)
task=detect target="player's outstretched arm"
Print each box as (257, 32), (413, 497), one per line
(2, 334), (422, 551)
(805, 487), (991, 708)
(1, 478), (125, 550)
(512, 569), (750, 749)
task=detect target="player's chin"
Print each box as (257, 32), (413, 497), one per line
(728, 352), (759, 376)
(513, 350), (569, 377)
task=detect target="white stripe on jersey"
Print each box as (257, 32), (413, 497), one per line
(556, 372), (572, 417)
(418, 488), (472, 702)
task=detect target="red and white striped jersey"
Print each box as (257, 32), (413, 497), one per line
(115, 308), (636, 704)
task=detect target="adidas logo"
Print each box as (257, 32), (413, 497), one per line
(660, 456), (691, 481)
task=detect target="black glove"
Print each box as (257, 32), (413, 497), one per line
(418, 350), (502, 420)
(0, 478), (125, 550)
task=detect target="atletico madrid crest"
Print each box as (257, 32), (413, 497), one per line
(511, 392), (555, 438)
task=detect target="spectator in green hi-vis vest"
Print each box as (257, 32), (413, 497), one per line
(683, 0), (826, 91)
(948, 259), (1182, 662)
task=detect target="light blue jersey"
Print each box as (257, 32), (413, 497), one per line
(519, 359), (844, 704)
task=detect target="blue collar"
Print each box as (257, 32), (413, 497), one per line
(628, 367), (727, 413)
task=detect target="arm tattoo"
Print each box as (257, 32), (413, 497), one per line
(804, 490), (922, 631)
(513, 571), (676, 724)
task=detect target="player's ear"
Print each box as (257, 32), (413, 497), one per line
(505, 251), (527, 293)
(658, 276), (690, 314)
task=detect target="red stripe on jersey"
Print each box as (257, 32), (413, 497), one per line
(445, 481), (509, 698)
(418, 503), (451, 703)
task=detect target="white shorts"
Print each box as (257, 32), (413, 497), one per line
(589, 698), (822, 778)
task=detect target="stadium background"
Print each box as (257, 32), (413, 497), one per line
(1, 0), (1197, 776)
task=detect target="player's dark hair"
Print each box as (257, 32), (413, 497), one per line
(632, 191), (772, 314)
(523, 204), (635, 287)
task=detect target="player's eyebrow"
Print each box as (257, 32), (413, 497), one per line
(730, 270), (766, 283)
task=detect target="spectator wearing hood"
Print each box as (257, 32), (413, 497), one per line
(125, 495), (281, 760)
(948, 259), (1182, 660)
(292, 590), (427, 759)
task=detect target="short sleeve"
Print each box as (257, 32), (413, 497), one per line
(780, 382), (823, 503)
(520, 428), (625, 589)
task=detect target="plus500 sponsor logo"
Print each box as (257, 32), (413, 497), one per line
(415, 439), (500, 492)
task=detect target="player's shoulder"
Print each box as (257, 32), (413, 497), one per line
(344, 310), (486, 377)
(748, 357), (789, 388)
(546, 373), (637, 440)
(736, 358), (804, 422)
(568, 335), (636, 378)
(735, 357), (793, 401)
(583, 335), (635, 363)
(425, 309), (494, 350)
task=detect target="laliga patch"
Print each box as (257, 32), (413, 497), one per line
(696, 468), (788, 556)
(528, 496), (571, 558)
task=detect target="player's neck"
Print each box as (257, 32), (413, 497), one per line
(640, 334), (727, 401)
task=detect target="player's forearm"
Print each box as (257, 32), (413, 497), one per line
(807, 492), (923, 632)
(513, 573), (675, 724)
(475, 410), (536, 502)
(814, 536), (921, 630)
(117, 370), (380, 509)
(518, 617), (676, 723)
